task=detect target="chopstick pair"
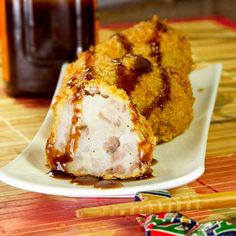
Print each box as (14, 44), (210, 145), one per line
(76, 190), (236, 218)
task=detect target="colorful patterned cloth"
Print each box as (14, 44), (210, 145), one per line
(135, 191), (236, 236)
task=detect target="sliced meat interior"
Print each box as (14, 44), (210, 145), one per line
(46, 81), (156, 179)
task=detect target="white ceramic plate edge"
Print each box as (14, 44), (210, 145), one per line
(0, 63), (222, 198)
(0, 163), (204, 198)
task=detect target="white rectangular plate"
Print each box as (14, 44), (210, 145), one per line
(0, 64), (222, 198)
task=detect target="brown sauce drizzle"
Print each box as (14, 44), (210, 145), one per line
(142, 21), (170, 118)
(149, 22), (167, 65)
(72, 86), (84, 103)
(114, 24), (170, 116)
(49, 172), (125, 189)
(47, 169), (75, 179)
(46, 141), (73, 171)
(133, 55), (152, 76)
(67, 50), (95, 89)
(116, 33), (132, 53)
(115, 31), (152, 94)
(48, 171), (154, 189)
(151, 158), (158, 166)
(114, 55), (152, 95)
(66, 87), (84, 158)
(94, 180), (124, 189)
(139, 142), (155, 163)
(143, 68), (170, 117)
(156, 21), (167, 33)
(129, 102), (140, 125)
(67, 75), (78, 89)
(66, 123), (80, 156)
(72, 176), (99, 185)
(64, 51), (94, 167)
(114, 33), (152, 95)
(83, 49), (95, 81)
(128, 102), (154, 164)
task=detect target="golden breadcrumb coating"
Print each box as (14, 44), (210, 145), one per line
(57, 15), (194, 143)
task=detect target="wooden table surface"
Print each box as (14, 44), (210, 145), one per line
(1, 17), (236, 235)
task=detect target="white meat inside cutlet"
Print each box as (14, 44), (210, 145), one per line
(54, 99), (74, 154)
(64, 85), (143, 178)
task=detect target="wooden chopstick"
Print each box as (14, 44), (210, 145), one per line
(76, 190), (236, 218)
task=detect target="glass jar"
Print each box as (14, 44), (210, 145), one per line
(0, 0), (97, 97)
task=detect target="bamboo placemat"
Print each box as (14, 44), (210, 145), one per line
(0, 17), (236, 235)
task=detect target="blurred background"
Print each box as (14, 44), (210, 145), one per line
(98, 0), (236, 24)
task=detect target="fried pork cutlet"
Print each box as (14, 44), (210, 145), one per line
(46, 81), (156, 179)
(62, 16), (194, 143)
(46, 16), (194, 179)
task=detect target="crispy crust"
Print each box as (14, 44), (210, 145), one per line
(56, 16), (194, 142)
(46, 16), (194, 179)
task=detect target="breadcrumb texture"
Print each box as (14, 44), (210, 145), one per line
(46, 16), (194, 179)
(60, 16), (194, 143)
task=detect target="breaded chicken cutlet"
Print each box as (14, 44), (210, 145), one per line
(46, 16), (194, 179)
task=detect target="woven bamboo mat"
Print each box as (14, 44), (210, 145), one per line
(0, 17), (236, 235)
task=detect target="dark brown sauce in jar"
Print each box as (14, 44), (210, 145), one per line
(1, 0), (97, 97)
